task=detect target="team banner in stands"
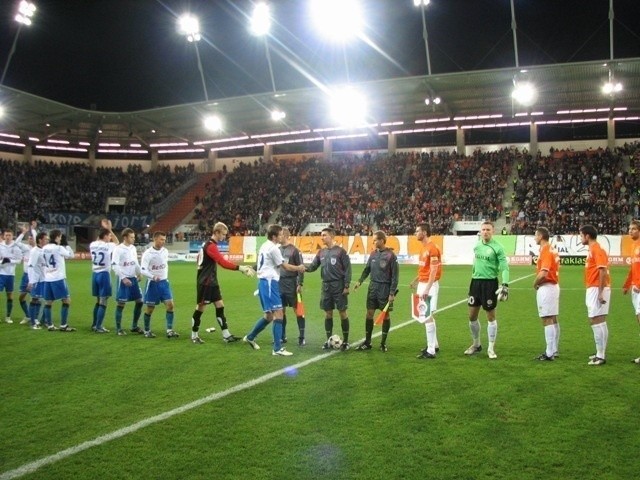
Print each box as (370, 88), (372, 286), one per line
(515, 234), (621, 257)
(44, 213), (153, 229)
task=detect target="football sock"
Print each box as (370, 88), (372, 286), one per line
(92, 303), (99, 328)
(426, 321), (437, 355)
(96, 304), (106, 329)
(487, 320), (497, 351)
(297, 316), (305, 340)
(381, 318), (390, 346)
(43, 305), (52, 326)
(365, 317), (373, 344)
(191, 310), (203, 332)
(144, 313), (151, 331)
(544, 325), (556, 358)
(6, 299), (13, 317)
(325, 317), (333, 339)
(592, 322), (608, 359)
(248, 317), (269, 340)
(166, 311), (174, 330)
(61, 303), (69, 325)
(20, 300), (28, 316)
(133, 302), (142, 327)
(272, 321), (283, 351)
(281, 314), (287, 340)
(469, 320), (481, 345)
(216, 307), (228, 330)
(29, 301), (40, 325)
(341, 318), (350, 343)
(429, 316), (439, 349)
(115, 305), (124, 330)
(554, 322), (560, 354)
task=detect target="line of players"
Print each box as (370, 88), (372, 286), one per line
(2, 219), (639, 365)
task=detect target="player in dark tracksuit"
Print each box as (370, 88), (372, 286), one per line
(279, 227), (306, 346)
(353, 230), (399, 352)
(305, 227), (352, 350)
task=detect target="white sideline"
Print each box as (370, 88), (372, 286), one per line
(0, 274), (533, 480)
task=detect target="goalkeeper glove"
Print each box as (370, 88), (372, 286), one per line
(238, 265), (255, 277)
(1, 257), (10, 264)
(495, 284), (509, 302)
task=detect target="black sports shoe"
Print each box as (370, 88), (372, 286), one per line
(131, 326), (145, 334)
(322, 341), (331, 350)
(340, 342), (350, 351)
(379, 344), (388, 353)
(536, 353), (554, 361)
(298, 338), (306, 347)
(223, 334), (241, 343)
(356, 343), (372, 351)
(417, 350), (436, 359)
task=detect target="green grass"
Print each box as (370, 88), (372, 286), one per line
(1, 262), (639, 480)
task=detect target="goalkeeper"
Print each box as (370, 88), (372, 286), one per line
(464, 221), (510, 360)
(189, 222), (255, 344)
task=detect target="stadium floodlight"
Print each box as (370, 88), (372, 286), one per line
(602, 81), (623, 95)
(250, 2), (271, 36)
(309, 0), (363, 42)
(177, 14), (201, 42)
(204, 115), (223, 132)
(330, 86), (367, 126)
(271, 109), (286, 121)
(177, 13), (208, 101)
(0, 104), (4, 119)
(15, 0), (36, 25)
(511, 81), (536, 106)
(1, 1), (37, 86)
(413, 0), (432, 75)
(250, 2), (277, 92)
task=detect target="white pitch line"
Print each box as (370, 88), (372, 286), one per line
(0, 273), (534, 480)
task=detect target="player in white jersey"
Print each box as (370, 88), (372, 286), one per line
(89, 219), (119, 333)
(27, 232), (49, 329)
(18, 234), (36, 324)
(112, 228), (143, 336)
(140, 231), (178, 339)
(243, 224), (305, 356)
(0, 226), (30, 323)
(42, 229), (76, 332)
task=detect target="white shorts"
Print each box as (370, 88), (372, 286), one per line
(631, 289), (640, 316)
(585, 286), (611, 318)
(536, 283), (559, 317)
(417, 281), (439, 314)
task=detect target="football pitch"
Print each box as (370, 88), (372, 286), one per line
(1, 262), (639, 480)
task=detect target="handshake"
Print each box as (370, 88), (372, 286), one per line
(238, 265), (256, 277)
(495, 284), (509, 302)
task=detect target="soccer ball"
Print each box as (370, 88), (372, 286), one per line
(328, 334), (343, 350)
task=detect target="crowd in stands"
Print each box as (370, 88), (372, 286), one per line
(510, 145), (639, 235)
(0, 160), (195, 229)
(193, 149), (512, 236)
(2, 142), (638, 236)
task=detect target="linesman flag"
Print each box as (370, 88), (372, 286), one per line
(296, 292), (305, 317)
(375, 289), (399, 325)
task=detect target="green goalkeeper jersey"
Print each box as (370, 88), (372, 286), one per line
(471, 238), (510, 283)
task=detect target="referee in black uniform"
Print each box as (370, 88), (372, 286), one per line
(354, 230), (399, 352)
(305, 227), (352, 350)
(279, 227), (306, 346)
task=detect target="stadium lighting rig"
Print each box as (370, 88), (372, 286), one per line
(329, 86), (367, 126)
(413, 0), (432, 75)
(310, 0), (363, 42)
(602, 69), (623, 95)
(177, 13), (209, 102)
(511, 74), (537, 107)
(250, 2), (277, 93)
(1, 1), (37, 86)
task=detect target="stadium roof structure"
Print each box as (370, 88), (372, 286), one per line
(1, 58), (639, 154)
